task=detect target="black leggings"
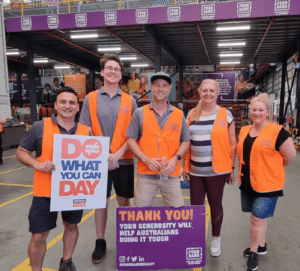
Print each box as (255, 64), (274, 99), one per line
(190, 173), (230, 236)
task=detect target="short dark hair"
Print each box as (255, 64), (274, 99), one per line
(94, 75), (103, 82)
(53, 77), (59, 83)
(44, 83), (51, 88)
(100, 53), (123, 71)
(54, 86), (79, 102)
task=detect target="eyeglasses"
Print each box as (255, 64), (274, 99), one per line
(104, 66), (121, 72)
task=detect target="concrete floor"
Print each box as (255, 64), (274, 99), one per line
(0, 148), (300, 271)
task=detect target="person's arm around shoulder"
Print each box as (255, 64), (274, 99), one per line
(16, 146), (55, 174)
(279, 137), (296, 166)
(228, 120), (237, 185)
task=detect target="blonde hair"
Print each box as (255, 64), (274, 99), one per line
(191, 79), (220, 122)
(250, 93), (271, 111)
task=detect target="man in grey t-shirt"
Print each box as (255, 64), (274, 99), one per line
(126, 71), (191, 208)
(79, 54), (137, 264)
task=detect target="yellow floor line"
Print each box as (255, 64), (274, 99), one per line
(12, 193), (117, 271)
(193, 201), (211, 271)
(0, 191), (33, 209)
(0, 182), (33, 188)
(0, 166), (26, 175)
(3, 154), (16, 159)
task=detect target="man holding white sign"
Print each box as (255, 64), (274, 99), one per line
(16, 87), (89, 271)
(80, 53), (137, 264)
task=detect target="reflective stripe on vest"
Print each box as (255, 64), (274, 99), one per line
(237, 123), (285, 193)
(33, 118), (89, 197)
(89, 90), (134, 159)
(184, 107), (231, 173)
(137, 105), (183, 177)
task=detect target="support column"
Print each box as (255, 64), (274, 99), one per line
(296, 40), (300, 130)
(16, 68), (23, 108)
(27, 42), (38, 124)
(178, 65), (183, 109)
(279, 54), (287, 125)
(91, 67), (95, 91)
(155, 43), (161, 72)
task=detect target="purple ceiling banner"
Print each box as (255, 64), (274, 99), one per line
(5, 0), (300, 33)
(116, 205), (206, 270)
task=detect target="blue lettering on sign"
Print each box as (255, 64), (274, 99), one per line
(82, 172), (101, 179)
(61, 160), (102, 171)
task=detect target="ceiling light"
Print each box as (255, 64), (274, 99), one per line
(220, 53), (243, 57)
(217, 20), (250, 24)
(217, 25), (250, 31)
(71, 33), (98, 39)
(98, 47), (121, 52)
(6, 50), (20, 55)
(34, 59), (49, 63)
(220, 61), (240, 65)
(131, 64), (149, 67)
(54, 65), (71, 69)
(70, 29), (97, 33)
(218, 42), (246, 47)
(119, 56), (137, 61)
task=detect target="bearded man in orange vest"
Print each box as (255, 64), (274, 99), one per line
(79, 53), (137, 264)
(126, 71), (191, 207)
(16, 87), (89, 271)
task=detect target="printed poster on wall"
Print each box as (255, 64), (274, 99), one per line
(182, 72), (235, 102)
(116, 205), (206, 270)
(65, 74), (86, 102)
(51, 134), (109, 211)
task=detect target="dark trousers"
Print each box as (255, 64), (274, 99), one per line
(190, 173), (230, 236)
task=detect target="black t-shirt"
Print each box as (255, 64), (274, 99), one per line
(239, 127), (290, 198)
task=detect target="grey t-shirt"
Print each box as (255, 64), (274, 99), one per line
(79, 87), (137, 165)
(125, 102), (191, 178)
(20, 114), (80, 158)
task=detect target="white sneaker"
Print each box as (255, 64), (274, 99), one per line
(210, 236), (221, 256)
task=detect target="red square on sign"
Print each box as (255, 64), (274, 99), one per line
(121, 105), (129, 114)
(218, 120), (226, 128)
(73, 199), (86, 207)
(169, 123), (179, 132)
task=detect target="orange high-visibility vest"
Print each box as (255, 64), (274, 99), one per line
(0, 119), (6, 133)
(137, 105), (183, 177)
(33, 118), (89, 197)
(238, 123), (285, 193)
(184, 107), (231, 173)
(89, 90), (133, 159)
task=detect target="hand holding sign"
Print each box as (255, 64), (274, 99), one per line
(33, 160), (55, 174)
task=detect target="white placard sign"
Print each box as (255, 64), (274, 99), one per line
(51, 134), (110, 211)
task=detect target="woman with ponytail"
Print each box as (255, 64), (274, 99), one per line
(183, 79), (237, 257)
